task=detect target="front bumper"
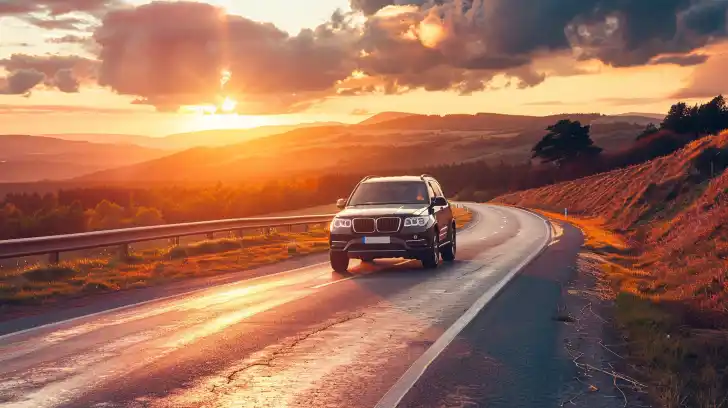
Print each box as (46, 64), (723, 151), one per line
(329, 229), (435, 260)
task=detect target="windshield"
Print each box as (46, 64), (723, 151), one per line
(348, 181), (429, 206)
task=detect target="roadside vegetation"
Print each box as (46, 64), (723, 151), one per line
(0, 207), (474, 309)
(496, 131), (728, 407)
(0, 227), (330, 307)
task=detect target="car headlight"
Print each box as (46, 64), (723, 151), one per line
(404, 217), (429, 227)
(331, 218), (352, 229)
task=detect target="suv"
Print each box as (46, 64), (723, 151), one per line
(328, 175), (456, 273)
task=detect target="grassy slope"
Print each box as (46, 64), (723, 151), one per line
(495, 132), (728, 407)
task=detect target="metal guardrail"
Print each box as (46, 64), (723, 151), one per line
(0, 214), (336, 262)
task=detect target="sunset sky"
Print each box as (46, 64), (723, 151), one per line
(1, 0), (727, 136)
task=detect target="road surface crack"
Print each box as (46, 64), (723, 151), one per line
(211, 312), (365, 393)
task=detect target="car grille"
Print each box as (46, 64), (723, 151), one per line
(353, 218), (375, 233)
(376, 217), (401, 233)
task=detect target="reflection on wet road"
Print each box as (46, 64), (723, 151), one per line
(0, 204), (549, 408)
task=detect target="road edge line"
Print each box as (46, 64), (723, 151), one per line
(0, 261), (329, 341)
(374, 204), (552, 408)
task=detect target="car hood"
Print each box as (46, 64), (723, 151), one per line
(337, 204), (429, 218)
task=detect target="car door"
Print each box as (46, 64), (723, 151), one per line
(427, 181), (450, 243)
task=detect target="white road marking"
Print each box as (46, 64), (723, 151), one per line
(374, 206), (552, 408)
(0, 262), (330, 342)
(311, 276), (357, 289)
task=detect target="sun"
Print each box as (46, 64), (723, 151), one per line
(220, 96), (238, 113)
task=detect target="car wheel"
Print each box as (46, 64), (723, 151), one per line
(421, 232), (440, 269)
(330, 251), (350, 274)
(441, 224), (456, 262)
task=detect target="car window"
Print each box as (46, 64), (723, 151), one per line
(349, 181), (429, 205)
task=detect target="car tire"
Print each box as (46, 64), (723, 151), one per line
(330, 251), (350, 273)
(421, 232), (440, 269)
(441, 224), (456, 262)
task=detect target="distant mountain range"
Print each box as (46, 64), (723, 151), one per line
(74, 112), (649, 184)
(42, 122), (343, 150)
(2, 111), (663, 184)
(0, 135), (167, 183)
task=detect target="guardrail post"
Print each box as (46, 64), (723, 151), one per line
(171, 237), (180, 246)
(236, 229), (245, 238)
(303, 224), (309, 233)
(287, 225), (292, 233)
(207, 232), (214, 240)
(49, 252), (60, 264)
(119, 243), (129, 259)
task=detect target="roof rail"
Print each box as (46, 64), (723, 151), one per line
(420, 174), (434, 179)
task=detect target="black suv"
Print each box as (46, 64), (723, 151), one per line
(328, 175), (456, 272)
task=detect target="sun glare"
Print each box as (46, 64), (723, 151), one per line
(221, 96), (238, 113)
(419, 19), (446, 48)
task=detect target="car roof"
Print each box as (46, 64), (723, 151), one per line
(362, 176), (432, 183)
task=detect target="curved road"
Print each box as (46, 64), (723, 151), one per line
(0, 204), (555, 408)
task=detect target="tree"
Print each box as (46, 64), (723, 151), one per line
(532, 120), (603, 166)
(661, 101), (691, 134)
(636, 123), (659, 140)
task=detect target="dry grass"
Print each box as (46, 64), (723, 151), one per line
(453, 205), (474, 229)
(0, 227), (330, 306)
(495, 132), (728, 408)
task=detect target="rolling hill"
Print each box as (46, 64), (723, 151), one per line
(0, 135), (168, 182)
(76, 112), (646, 184)
(42, 122), (344, 150)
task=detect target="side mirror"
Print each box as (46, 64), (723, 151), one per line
(431, 196), (448, 207)
(336, 198), (347, 209)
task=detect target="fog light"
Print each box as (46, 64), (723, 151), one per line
(413, 234), (419, 240)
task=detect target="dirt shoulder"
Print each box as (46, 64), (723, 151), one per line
(537, 210), (728, 408)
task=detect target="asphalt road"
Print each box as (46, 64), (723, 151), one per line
(0, 203), (568, 408)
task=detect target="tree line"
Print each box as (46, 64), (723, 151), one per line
(2, 95), (727, 240)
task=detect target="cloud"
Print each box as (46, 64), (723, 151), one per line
(0, 104), (135, 114)
(352, 0), (728, 68)
(0, 54), (98, 93)
(5, 0), (728, 114)
(94, 1), (358, 112)
(650, 53), (710, 67)
(0, 69), (46, 95)
(46, 35), (91, 44)
(672, 50), (728, 99)
(0, 0), (117, 17)
(350, 108), (371, 115)
(0, 0), (120, 30)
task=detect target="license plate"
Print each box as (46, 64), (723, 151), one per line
(363, 236), (390, 244)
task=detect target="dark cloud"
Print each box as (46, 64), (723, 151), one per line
(0, 54), (97, 93)
(650, 53), (710, 66)
(24, 15), (86, 30)
(352, 0), (728, 68)
(0, 69), (46, 95)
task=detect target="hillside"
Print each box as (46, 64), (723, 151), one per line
(0, 135), (168, 182)
(496, 131), (728, 310)
(41, 122), (343, 150)
(357, 112), (417, 125)
(77, 113), (644, 184)
(495, 132), (728, 407)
